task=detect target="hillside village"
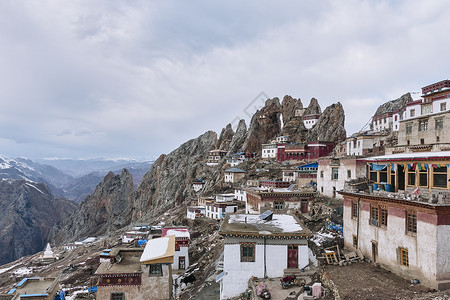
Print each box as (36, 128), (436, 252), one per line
(2, 79), (450, 299)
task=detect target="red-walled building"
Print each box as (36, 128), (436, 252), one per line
(277, 142), (334, 162)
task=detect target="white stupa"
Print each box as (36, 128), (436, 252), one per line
(40, 243), (56, 261)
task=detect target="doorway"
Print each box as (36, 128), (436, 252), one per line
(371, 241), (378, 263)
(287, 245), (298, 268)
(398, 164), (405, 191)
(179, 256), (186, 270)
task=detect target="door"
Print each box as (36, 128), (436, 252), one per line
(179, 256), (186, 270)
(287, 245), (298, 268)
(371, 242), (377, 263)
(398, 165), (405, 191)
(301, 200), (308, 213)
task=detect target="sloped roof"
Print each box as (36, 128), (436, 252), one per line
(140, 235), (175, 265)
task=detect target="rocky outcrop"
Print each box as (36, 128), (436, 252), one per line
(304, 98), (322, 116)
(50, 169), (135, 244)
(0, 180), (76, 265)
(281, 117), (308, 143)
(133, 131), (222, 220)
(242, 98), (282, 153)
(217, 124), (234, 151)
(281, 95), (303, 124)
(228, 119), (247, 154)
(373, 93), (413, 117)
(308, 102), (346, 143)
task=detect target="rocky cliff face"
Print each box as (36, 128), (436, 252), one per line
(228, 119), (247, 154)
(242, 98), (282, 153)
(373, 93), (413, 117)
(50, 169), (134, 244)
(133, 131), (222, 220)
(281, 95), (303, 124)
(307, 102), (346, 143)
(304, 98), (322, 116)
(0, 180), (76, 265)
(217, 124), (235, 151)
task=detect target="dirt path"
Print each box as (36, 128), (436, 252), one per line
(324, 262), (450, 299)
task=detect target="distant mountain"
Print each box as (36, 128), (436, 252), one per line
(0, 156), (74, 195)
(0, 180), (76, 265)
(36, 157), (154, 177)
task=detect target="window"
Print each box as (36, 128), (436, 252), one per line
(418, 120), (428, 132)
(441, 102), (447, 111)
(274, 201), (284, 210)
(241, 243), (255, 262)
(370, 206), (379, 226)
(347, 170), (352, 179)
(380, 208), (388, 227)
(437, 136), (440, 142)
(352, 235), (358, 248)
(332, 168), (339, 180)
(369, 170), (378, 182)
(436, 118), (443, 130)
(419, 169), (428, 187)
(320, 171), (324, 178)
(420, 138), (425, 145)
(408, 171), (415, 186)
(407, 212), (417, 234)
(394, 115), (398, 121)
(111, 292), (125, 300)
(352, 201), (358, 219)
(405, 123), (412, 135)
(175, 243), (180, 251)
(410, 109), (415, 117)
(149, 264), (163, 276)
(399, 248), (409, 266)
(421, 104), (432, 114)
(433, 166), (447, 188)
(407, 140), (410, 145)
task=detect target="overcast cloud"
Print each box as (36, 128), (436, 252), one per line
(0, 0), (449, 160)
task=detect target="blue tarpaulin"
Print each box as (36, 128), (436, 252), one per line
(370, 163), (386, 171)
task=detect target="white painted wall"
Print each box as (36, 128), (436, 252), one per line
(221, 242), (308, 299)
(173, 246), (189, 270)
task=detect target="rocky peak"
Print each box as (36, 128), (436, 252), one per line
(242, 97), (282, 153)
(281, 95), (303, 124)
(373, 93), (413, 117)
(304, 98), (322, 116)
(229, 119), (247, 154)
(217, 124), (235, 151)
(307, 102), (346, 143)
(50, 169), (134, 244)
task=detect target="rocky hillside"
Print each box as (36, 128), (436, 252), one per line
(0, 180), (76, 265)
(50, 169), (135, 245)
(48, 95), (346, 245)
(373, 93), (413, 118)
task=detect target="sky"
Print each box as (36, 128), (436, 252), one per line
(0, 0), (449, 161)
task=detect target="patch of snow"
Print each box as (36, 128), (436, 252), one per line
(229, 214), (303, 232)
(165, 229), (190, 238)
(65, 287), (89, 300)
(311, 229), (336, 247)
(0, 263), (19, 274)
(13, 267), (32, 276)
(25, 183), (45, 194)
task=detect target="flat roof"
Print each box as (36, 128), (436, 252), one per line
(362, 151), (450, 162)
(14, 278), (57, 295)
(95, 249), (143, 274)
(219, 214), (311, 237)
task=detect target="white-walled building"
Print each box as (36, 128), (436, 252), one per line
(122, 230), (149, 244)
(186, 206), (206, 220)
(218, 213), (311, 299)
(224, 168), (246, 183)
(192, 179), (205, 192)
(317, 157), (367, 199)
(207, 149), (227, 166)
(216, 193), (235, 202)
(227, 153), (247, 167)
(162, 227), (190, 270)
(341, 190), (450, 290)
(234, 188), (246, 202)
(261, 144), (278, 158)
(206, 201), (238, 220)
(303, 114), (320, 129)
